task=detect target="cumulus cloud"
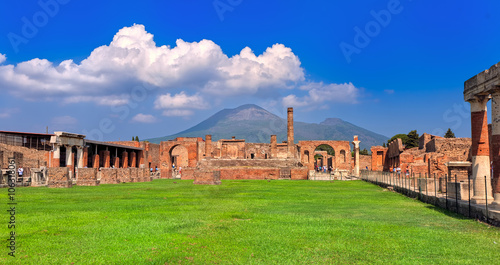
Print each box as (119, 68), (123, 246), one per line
(0, 24), (305, 106)
(282, 82), (360, 108)
(131, 113), (157, 123)
(161, 109), (194, 117)
(154, 92), (208, 117)
(0, 54), (6, 64)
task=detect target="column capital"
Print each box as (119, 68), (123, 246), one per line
(467, 95), (491, 112)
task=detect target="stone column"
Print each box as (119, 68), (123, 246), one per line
(114, 156), (120, 168)
(122, 151), (129, 168)
(468, 96), (494, 204)
(352, 135), (360, 177)
(287, 107), (294, 158)
(77, 147), (84, 168)
(491, 90), (500, 205)
(270, 135), (277, 158)
(205, 135), (212, 158)
(52, 145), (60, 167)
(66, 145), (74, 178)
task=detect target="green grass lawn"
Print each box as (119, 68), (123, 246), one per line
(1, 179), (499, 264)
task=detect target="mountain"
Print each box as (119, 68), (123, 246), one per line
(146, 104), (388, 150)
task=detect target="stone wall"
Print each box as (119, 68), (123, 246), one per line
(352, 155), (371, 171)
(76, 168), (99, 186)
(99, 168), (118, 184)
(0, 142), (49, 170)
(291, 168), (309, 180)
(47, 167), (72, 188)
(220, 168), (281, 180)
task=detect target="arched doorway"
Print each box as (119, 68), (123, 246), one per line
(315, 144), (335, 170)
(170, 145), (188, 168)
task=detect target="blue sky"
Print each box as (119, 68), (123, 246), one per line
(0, 0), (499, 143)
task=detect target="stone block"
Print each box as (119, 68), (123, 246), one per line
(76, 168), (99, 186)
(47, 167), (72, 188)
(447, 182), (471, 201)
(194, 170), (221, 185)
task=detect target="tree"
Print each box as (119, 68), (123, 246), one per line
(444, 128), (456, 138)
(136, 136), (140, 142)
(132, 136), (134, 141)
(406, 130), (419, 149)
(360, 148), (369, 155)
(315, 144), (335, 156)
(387, 134), (408, 145)
(382, 142), (386, 147)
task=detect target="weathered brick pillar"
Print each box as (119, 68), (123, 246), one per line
(52, 145), (61, 167)
(270, 135), (277, 158)
(352, 135), (360, 177)
(122, 151), (129, 168)
(138, 150), (144, 167)
(66, 145), (74, 178)
(114, 156), (120, 168)
(205, 135), (212, 158)
(93, 154), (100, 168)
(287, 107), (294, 158)
(103, 150), (111, 168)
(130, 151), (137, 168)
(491, 90), (500, 205)
(468, 96), (494, 204)
(82, 147), (88, 168)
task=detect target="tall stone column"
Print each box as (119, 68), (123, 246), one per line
(491, 90), (500, 205)
(93, 154), (100, 168)
(270, 135), (277, 158)
(122, 151), (129, 168)
(77, 147), (84, 168)
(205, 135), (212, 158)
(82, 147), (88, 168)
(130, 151), (137, 168)
(52, 145), (60, 167)
(287, 107), (294, 158)
(66, 145), (74, 178)
(352, 135), (360, 177)
(103, 150), (111, 168)
(468, 96), (494, 204)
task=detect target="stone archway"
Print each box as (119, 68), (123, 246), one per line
(170, 145), (188, 168)
(298, 140), (352, 172)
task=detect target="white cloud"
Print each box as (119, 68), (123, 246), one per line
(0, 24), (305, 106)
(154, 92), (209, 110)
(282, 82), (360, 108)
(162, 109), (194, 117)
(131, 113), (157, 123)
(0, 54), (6, 64)
(0, 108), (19, 119)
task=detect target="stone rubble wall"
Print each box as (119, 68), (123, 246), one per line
(47, 167), (72, 188)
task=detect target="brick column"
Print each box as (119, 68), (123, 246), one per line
(287, 107), (294, 158)
(82, 147), (88, 168)
(468, 96), (494, 204)
(138, 150), (144, 167)
(205, 135), (212, 158)
(352, 135), (360, 177)
(491, 90), (500, 205)
(66, 145), (74, 178)
(122, 151), (129, 168)
(114, 156), (120, 168)
(130, 151), (137, 168)
(52, 145), (60, 167)
(93, 154), (100, 168)
(103, 150), (111, 168)
(271, 135), (277, 158)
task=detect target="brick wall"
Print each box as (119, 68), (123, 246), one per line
(291, 168), (308, 180)
(0, 142), (49, 170)
(99, 168), (118, 184)
(219, 168), (280, 180)
(47, 167), (72, 188)
(194, 170), (221, 185)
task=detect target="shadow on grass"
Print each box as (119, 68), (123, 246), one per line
(424, 204), (471, 221)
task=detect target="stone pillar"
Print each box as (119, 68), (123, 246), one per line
(468, 96), (494, 204)
(491, 90), (500, 205)
(93, 154), (100, 168)
(352, 135), (360, 177)
(103, 150), (111, 168)
(122, 151), (129, 168)
(205, 135), (212, 158)
(287, 107), (294, 158)
(446, 161), (472, 182)
(77, 147), (84, 168)
(130, 152), (137, 168)
(66, 145), (74, 178)
(114, 156), (120, 168)
(270, 135), (277, 158)
(52, 145), (60, 167)
(138, 150), (144, 167)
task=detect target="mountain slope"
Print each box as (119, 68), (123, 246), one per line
(147, 105), (388, 150)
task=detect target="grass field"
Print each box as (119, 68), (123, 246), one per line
(1, 179), (499, 264)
